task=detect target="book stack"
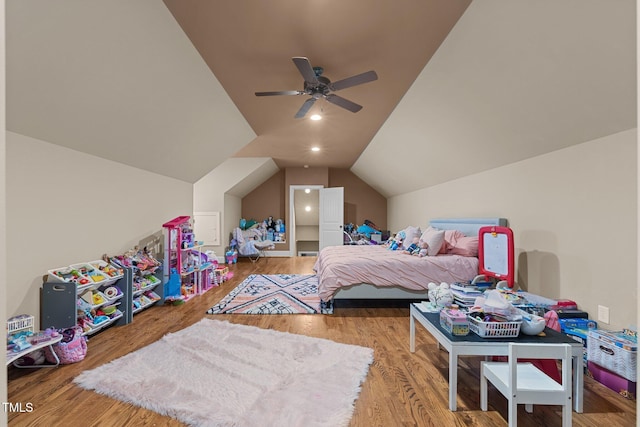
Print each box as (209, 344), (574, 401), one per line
(449, 282), (485, 308)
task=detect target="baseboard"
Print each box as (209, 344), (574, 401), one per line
(263, 250), (292, 257)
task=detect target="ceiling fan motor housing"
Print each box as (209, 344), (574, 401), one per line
(304, 76), (331, 96)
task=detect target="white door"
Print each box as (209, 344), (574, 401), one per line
(319, 187), (344, 250)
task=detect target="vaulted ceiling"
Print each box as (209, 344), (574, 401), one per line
(7, 0), (636, 198)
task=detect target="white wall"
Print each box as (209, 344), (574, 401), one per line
(388, 129), (637, 331)
(1, 0), (7, 419)
(6, 132), (193, 325)
(224, 193), (241, 254)
(193, 157), (278, 258)
(296, 225), (319, 241)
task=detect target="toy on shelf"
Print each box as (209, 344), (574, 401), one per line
(107, 245), (163, 317)
(112, 246), (161, 274)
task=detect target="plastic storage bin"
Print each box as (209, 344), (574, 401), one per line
(559, 318), (597, 332)
(588, 361), (636, 399)
(468, 316), (521, 338)
(48, 266), (86, 284)
(69, 263), (110, 286)
(88, 260), (124, 285)
(587, 329), (637, 381)
(439, 307), (469, 336)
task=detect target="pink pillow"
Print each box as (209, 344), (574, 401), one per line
(449, 236), (479, 257)
(439, 229), (466, 254)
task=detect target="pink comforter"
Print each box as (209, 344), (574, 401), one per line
(313, 245), (479, 301)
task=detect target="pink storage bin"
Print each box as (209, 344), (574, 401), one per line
(588, 361), (636, 399)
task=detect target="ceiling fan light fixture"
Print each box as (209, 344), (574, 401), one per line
(310, 114), (322, 121)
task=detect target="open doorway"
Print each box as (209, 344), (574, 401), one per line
(289, 185), (323, 256)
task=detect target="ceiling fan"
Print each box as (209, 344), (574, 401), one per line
(255, 57), (378, 119)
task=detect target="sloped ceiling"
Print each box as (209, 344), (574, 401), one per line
(354, 0), (637, 197)
(6, 0), (636, 197)
(6, 0), (255, 183)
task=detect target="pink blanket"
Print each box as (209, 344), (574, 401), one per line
(313, 245), (479, 301)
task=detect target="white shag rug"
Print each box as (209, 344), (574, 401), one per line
(74, 319), (373, 427)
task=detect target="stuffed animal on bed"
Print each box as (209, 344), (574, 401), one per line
(387, 230), (405, 250)
(403, 237), (420, 255)
(416, 239), (429, 257)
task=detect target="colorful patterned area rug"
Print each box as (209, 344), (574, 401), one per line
(207, 274), (326, 314)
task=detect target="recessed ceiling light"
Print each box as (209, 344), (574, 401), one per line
(305, 206), (311, 212)
(310, 114), (322, 121)
(305, 188), (311, 194)
(311, 146), (320, 152)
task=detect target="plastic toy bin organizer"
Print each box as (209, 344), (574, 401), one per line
(587, 329), (637, 382)
(439, 308), (469, 336)
(468, 316), (522, 338)
(87, 260), (124, 286)
(48, 263), (109, 288)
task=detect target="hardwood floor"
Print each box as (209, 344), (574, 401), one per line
(7, 257), (637, 426)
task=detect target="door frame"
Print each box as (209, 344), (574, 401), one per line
(289, 184), (324, 257)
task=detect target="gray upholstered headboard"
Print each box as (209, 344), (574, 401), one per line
(428, 218), (508, 236)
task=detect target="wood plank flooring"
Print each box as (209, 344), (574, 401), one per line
(7, 257), (637, 426)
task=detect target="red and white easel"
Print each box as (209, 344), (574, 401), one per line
(474, 225), (515, 289)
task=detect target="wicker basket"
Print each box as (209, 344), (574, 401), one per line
(468, 315), (521, 338)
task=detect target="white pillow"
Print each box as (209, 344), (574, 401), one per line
(403, 226), (422, 248)
(420, 227), (446, 256)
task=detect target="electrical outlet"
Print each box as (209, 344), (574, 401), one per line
(597, 305), (610, 324)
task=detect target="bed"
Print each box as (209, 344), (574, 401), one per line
(313, 217), (507, 303)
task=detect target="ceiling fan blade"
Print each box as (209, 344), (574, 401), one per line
(255, 90), (303, 96)
(292, 57), (319, 84)
(325, 94), (362, 113)
(330, 70), (378, 91)
(294, 98), (317, 119)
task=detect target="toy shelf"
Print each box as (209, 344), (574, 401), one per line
(114, 262), (164, 319)
(41, 262), (164, 335)
(41, 276), (130, 336)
